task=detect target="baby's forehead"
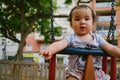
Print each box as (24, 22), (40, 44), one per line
(73, 7), (91, 12)
(72, 8), (92, 16)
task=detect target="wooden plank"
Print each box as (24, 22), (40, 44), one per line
(34, 65), (38, 79)
(30, 65), (34, 80)
(49, 55), (56, 80)
(110, 57), (116, 80)
(10, 63), (14, 78)
(83, 55), (95, 80)
(0, 60), (68, 80)
(19, 64), (23, 79)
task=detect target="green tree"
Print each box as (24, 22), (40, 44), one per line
(0, 0), (62, 61)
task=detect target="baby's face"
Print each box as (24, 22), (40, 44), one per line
(70, 8), (94, 36)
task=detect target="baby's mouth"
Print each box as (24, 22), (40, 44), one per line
(80, 26), (86, 30)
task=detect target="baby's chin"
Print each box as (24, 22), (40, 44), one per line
(76, 32), (89, 36)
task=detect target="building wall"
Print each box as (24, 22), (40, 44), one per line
(0, 38), (18, 59)
(23, 33), (41, 52)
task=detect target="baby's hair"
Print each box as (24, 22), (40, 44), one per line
(68, 5), (96, 23)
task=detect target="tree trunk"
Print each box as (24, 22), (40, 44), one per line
(15, 45), (24, 61)
(12, 37), (26, 77)
(15, 40), (26, 61)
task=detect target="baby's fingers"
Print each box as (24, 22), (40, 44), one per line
(40, 50), (49, 56)
(45, 55), (52, 60)
(39, 50), (52, 60)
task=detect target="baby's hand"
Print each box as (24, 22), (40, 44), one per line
(39, 49), (53, 60)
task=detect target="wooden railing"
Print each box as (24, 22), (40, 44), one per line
(0, 60), (68, 80)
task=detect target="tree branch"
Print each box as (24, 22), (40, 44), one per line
(0, 27), (20, 43)
(27, 13), (68, 19)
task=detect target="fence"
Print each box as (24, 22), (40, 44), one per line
(0, 60), (68, 80)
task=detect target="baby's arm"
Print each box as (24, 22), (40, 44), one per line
(102, 42), (120, 59)
(40, 39), (68, 60)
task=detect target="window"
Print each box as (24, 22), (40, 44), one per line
(1, 38), (5, 45)
(40, 44), (49, 50)
(96, 2), (112, 8)
(96, 30), (117, 36)
(26, 44), (32, 51)
(57, 57), (63, 64)
(97, 16), (116, 22)
(81, 0), (90, 2)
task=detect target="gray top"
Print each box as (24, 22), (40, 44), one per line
(65, 33), (106, 70)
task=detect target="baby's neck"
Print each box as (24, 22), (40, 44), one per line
(78, 34), (93, 42)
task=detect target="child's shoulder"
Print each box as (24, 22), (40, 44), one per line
(65, 33), (77, 38)
(92, 33), (107, 47)
(91, 33), (102, 38)
(91, 33), (105, 42)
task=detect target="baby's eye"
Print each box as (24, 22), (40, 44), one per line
(75, 18), (80, 21)
(85, 18), (90, 20)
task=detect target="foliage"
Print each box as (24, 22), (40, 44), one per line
(64, 0), (72, 4)
(0, 0), (62, 61)
(0, 0), (60, 42)
(34, 19), (62, 43)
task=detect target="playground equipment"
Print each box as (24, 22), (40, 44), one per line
(49, 0), (116, 80)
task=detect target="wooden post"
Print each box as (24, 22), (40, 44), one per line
(102, 57), (107, 73)
(83, 55), (95, 80)
(110, 57), (116, 80)
(49, 54), (56, 80)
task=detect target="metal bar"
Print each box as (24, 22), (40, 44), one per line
(58, 47), (111, 56)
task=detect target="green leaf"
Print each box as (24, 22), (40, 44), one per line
(54, 26), (62, 36)
(64, 0), (72, 5)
